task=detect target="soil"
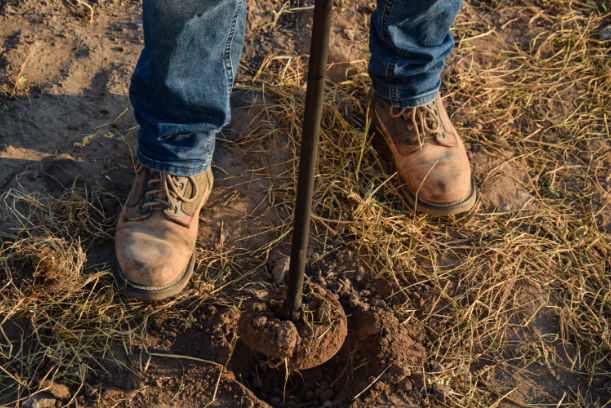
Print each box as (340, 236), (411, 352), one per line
(2, 0), (611, 407)
(237, 282), (348, 370)
(229, 273), (426, 407)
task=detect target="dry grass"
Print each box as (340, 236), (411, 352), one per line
(0, 0), (610, 407)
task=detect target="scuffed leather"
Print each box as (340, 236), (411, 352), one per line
(115, 166), (213, 289)
(371, 92), (472, 204)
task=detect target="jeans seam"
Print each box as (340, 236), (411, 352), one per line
(223, 0), (242, 90)
(377, 87), (439, 108)
(138, 151), (211, 174)
(381, 0), (398, 101)
(380, 0), (395, 44)
(387, 49), (405, 102)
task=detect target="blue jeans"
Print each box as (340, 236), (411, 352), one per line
(130, 0), (462, 177)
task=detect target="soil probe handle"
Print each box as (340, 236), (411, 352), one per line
(285, 0), (334, 321)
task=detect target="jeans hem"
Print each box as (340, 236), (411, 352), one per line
(137, 152), (211, 177)
(374, 87), (439, 109)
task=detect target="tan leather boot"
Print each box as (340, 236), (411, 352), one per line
(112, 164), (213, 300)
(368, 89), (476, 216)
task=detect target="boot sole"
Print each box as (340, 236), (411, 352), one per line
(111, 251), (195, 301)
(369, 114), (477, 216)
(399, 178), (477, 216)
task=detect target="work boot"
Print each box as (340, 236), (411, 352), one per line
(112, 164), (213, 300)
(368, 89), (476, 216)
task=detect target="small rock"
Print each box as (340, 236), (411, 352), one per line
(599, 25), (611, 41)
(356, 266), (365, 282)
(305, 391), (315, 401)
(24, 393), (56, 408)
(98, 372), (112, 382)
(102, 198), (118, 213)
(328, 281), (341, 292)
(432, 384), (453, 403)
(272, 256), (290, 285)
(412, 374), (425, 390)
(28, 170), (40, 180)
(40, 380), (70, 399)
(342, 28), (355, 41)
(399, 378), (412, 391)
(381, 363), (411, 384)
(323, 401), (334, 408)
(252, 315), (267, 328)
(101, 388), (123, 400)
(319, 388), (335, 401)
(371, 299), (386, 308)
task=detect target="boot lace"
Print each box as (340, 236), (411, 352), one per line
(137, 165), (199, 212)
(389, 104), (443, 150)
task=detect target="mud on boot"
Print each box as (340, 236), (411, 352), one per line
(112, 164), (213, 300)
(368, 88), (476, 216)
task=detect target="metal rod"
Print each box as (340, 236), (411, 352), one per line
(285, 0), (334, 321)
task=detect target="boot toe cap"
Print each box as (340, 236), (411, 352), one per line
(115, 231), (191, 288)
(417, 163), (472, 204)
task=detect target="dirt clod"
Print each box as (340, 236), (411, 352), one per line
(252, 315), (267, 328)
(381, 363), (411, 384)
(275, 320), (298, 350)
(40, 381), (70, 399)
(24, 393), (56, 408)
(238, 283), (348, 370)
(101, 388), (124, 400)
(272, 256), (290, 285)
(432, 384), (453, 403)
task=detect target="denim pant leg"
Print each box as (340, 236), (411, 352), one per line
(369, 0), (462, 109)
(130, 0), (247, 177)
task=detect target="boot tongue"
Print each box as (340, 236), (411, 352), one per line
(153, 176), (171, 209)
(154, 175), (184, 216)
(394, 103), (448, 152)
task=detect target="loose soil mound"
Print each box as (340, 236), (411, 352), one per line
(238, 283), (348, 370)
(231, 277), (427, 407)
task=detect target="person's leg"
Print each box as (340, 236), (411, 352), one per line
(369, 0), (462, 108)
(113, 0), (247, 300)
(130, 0), (247, 176)
(368, 0), (476, 216)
